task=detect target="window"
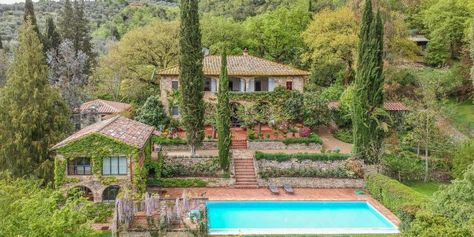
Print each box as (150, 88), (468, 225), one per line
(171, 80), (179, 90)
(68, 157), (91, 175)
(103, 156), (128, 175)
(102, 186), (120, 203)
(204, 78), (212, 91)
(286, 81), (293, 90)
(172, 106), (179, 116)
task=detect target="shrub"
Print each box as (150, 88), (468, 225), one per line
(147, 178), (207, 187)
(365, 173), (426, 229)
(406, 211), (471, 237)
(382, 151), (424, 182)
(255, 151), (350, 162)
(152, 136), (187, 145)
(282, 134), (322, 145)
(259, 166), (356, 179)
(84, 202), (114, 223)
(334, 128), (353, 143)
(299, 127), (311, 137)
(452, 139), (474, 179)
(344, 157), (364, 178)
(161, 159), (220, 177)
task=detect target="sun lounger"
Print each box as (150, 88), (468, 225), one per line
(269, 184), (279, 194)
(284, 184), (294, 194)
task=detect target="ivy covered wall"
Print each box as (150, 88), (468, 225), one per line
(54, 133), (150, 197)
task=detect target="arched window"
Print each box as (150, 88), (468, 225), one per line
(102, 186), (120, 203)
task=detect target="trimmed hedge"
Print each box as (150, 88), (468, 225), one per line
(282, 134), (322, 145)
(147, 178), (207, 188)
(366, 173), (426, 229)
(152, 136), (187, 145)
(259, 166), (355, 179)
(255, 151), (350, 162)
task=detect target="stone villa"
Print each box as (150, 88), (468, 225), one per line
(74, 99), (132, 130)
(52, 116), (154, 202)
(159, 51), (309, 117)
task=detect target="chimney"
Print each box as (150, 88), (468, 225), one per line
(243, 48), (249, 56)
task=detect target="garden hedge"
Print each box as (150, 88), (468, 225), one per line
(152, 136), (187, 145)
(255, 151), (350, 162)
(365, 173), (426, 229)
(147, 178), (207, 188)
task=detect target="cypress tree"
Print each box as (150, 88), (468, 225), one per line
(352, 0), (385, 164)
(43, 16), (61, 53)
(179, 0), (205, 156)
(23, 0), (40, 38)
(0, 34), (3, 49)
(0, 20), (71, 181)
(58, 0), (75, 42)
(217, 50), (231, 171)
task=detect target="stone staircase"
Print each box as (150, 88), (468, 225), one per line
(232, 149), (258, 188)
(231, 139), (247, 149)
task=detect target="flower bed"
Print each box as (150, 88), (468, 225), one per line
(161, 156), (221, 178)
(259, 166), (357, 179)
(255, 151), (350, 161)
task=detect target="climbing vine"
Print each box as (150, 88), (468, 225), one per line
(54, 133), (149, 196)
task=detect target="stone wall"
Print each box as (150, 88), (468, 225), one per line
(257, 159), (346, 170)
(258, 177), (364, 188)
(161, 141), (217, 152)
(248, 141), (322, 150)
(162, 156), (223, 178)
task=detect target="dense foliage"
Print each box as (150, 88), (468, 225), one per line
(259, 166), (356, 179)
(147, 178), (207, 188)
(0, 21), (71, 181)
(366, 173), (426, 228)
(135, 95), (170, 130)
(0, 173), (95, 236)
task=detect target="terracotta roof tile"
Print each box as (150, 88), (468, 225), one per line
(159, 55), (309, 77)
(52, 116), (154, 150)
(80, 99), (131, 114)
(328, 101), (409, 111)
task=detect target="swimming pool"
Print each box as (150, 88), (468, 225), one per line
(207, 201), (399, 235)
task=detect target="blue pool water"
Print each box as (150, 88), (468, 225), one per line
(207, 201), (399, 235)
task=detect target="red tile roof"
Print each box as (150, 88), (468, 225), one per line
(52, 116), (154, 150)
(80, 99), (131, 114)
(159, 55), (309, 77)
(328, 101), (408, 111)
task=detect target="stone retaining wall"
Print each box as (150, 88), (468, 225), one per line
(258, 177), (364, 188)
(257, 159), (346, 170)
(161, 141), (217, 151)
(162, 156), (222, 177)
(248, 141), (322, 150)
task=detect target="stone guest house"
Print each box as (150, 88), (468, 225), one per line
(159, 51), (309, 117)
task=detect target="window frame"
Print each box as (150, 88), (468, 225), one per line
(171, 105), (179, 116)
(171, 80), (179, 90)
(67, 157), (92, 176)
(102, 156), (128, 176)
(286, 81), (293, 90)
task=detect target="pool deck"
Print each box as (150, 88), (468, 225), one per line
(154, 187), (401, 227)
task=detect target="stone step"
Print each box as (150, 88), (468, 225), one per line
(235, 170), (256, 174)
(236, 178), (257, 182)
(235, 168), (255, 172)
(235, 181), (258, 185)
(235, 185), (259, 189)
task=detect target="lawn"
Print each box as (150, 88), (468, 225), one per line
(444, 100), (474, 138)
(404, 181), (446, 196)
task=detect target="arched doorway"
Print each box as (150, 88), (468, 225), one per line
(230, 102), (241, 127)
(71, 186), (94, 201)
(102, 185), (120, 203)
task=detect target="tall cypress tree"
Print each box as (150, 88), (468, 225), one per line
(43, 16), (61, 53)
(0, 20), (71, 181)
(58, 0), (75, 42)
(74, 0), (94, 71)
(179, 0), (205, 156)
(352, 0), (385, 164)
(23, 0), (41, 38)
(0, 34), (3, 49)
(217, 50), (231, 171)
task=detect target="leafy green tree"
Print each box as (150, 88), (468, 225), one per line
(422, 0), (473, 66)
(135, 95), (170, 130)
(452, 139), (474, 179)
(43, 16), (61, 53)
(0, 173), (95, 236)
(91, 21), (178, 103)
(217, 51), (231, 171)
(201, 15), (247, 54)
(0, 34), (3, 49)
(244, 7), (311, 67)
(23, 0), (40, 38)
(303, 92), (330, 129)
(407, 211), (471, 237)
(471, 20), (474, 83)
(382, 150), (423, 182)
(352, 0), (387, 164)
(0, 49), (7, 87)
(0, 20), (71, 181)
(179, 0), (205, 156)
(303, 6), (358, 85)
